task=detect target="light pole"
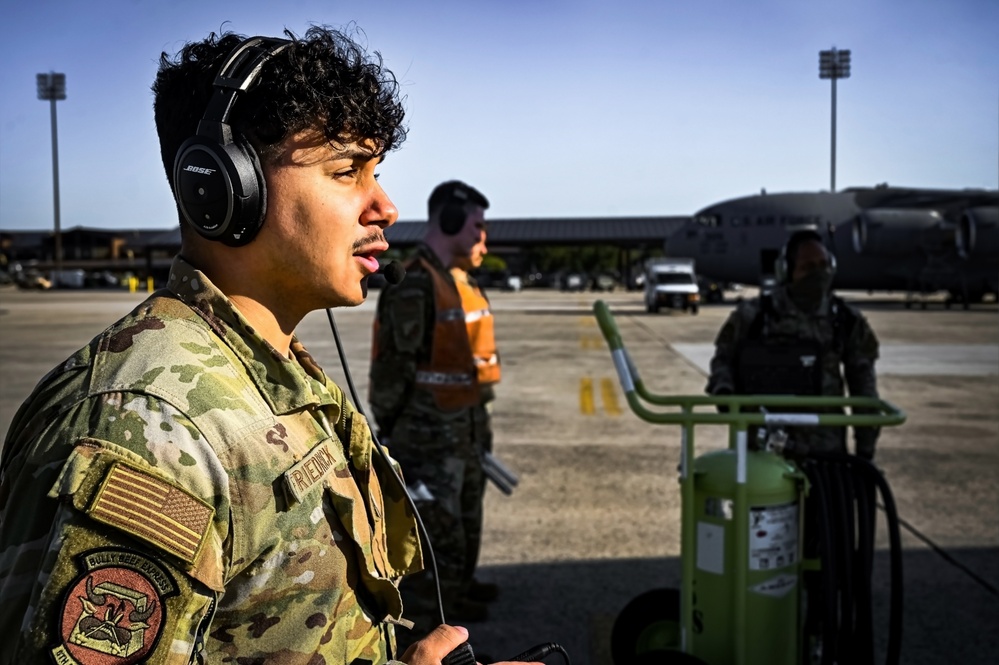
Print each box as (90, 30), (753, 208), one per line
(819, 48), (850, 192)
(36, 72), (66, 283)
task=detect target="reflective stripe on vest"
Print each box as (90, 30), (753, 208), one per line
(408, 256), (479, 409)
(452, 268), (502, 386)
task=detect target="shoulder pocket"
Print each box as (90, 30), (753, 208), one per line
(50, 439), (224, 591)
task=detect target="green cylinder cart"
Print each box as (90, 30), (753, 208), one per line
(593, 301), (906, 665)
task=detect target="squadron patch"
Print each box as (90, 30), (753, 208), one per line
(52, 548), (177, 664)
(390, 294), (425, 353)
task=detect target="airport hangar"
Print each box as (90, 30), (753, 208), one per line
(1, 216), (691, 288)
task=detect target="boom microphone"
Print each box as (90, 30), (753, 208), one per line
(380, 260), (406, 285)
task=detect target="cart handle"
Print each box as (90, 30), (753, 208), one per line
(594, 300), (906, 428)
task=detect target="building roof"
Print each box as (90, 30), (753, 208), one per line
(2, 216), (689, 252)
(386, 216), (689, 248)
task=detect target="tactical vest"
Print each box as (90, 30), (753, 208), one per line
(408, 256), (480, 410)
(735, 294), (856, 396)
(452, 269), (501, 386)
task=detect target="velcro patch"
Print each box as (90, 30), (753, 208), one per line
(389, 293), (425, 353)
(284, 439), (338, 503)
(87, 463), (214, 565)
(53, 548), (177, 664)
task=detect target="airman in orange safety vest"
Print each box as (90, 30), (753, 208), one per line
(369, 180), (496, 647)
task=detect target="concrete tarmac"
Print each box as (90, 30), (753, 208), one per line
(1, 285), (997, 664)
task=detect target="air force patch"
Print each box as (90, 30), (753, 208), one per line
(52, 549), (177, 664)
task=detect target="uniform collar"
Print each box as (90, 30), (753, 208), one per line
(166, 256), (340, 419)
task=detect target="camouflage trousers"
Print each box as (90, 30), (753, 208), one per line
(464, 402), (493, 583)
(388, 411), (485, 638)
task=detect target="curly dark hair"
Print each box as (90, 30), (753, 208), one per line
(152, 25), (407, 189)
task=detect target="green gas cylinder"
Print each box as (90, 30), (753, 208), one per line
(689, 448), (804, 665)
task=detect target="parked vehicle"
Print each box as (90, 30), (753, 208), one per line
(644, 258), (700, 314)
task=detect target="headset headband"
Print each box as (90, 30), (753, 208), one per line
(198, 37), (292, 144)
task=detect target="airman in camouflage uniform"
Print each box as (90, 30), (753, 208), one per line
(0, 28), (525, 665)
(369, 181), (490, 640)
(706, 230), (881, 459)
(450, 229), (501, 606)
(0, 259), (421, 663)
(707, 230), (882, 656)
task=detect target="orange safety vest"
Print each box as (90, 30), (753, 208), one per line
(452, 268), (501, 386)
(409, 256), (480, 410)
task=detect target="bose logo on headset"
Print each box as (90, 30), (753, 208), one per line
(173, 36), (291, 245)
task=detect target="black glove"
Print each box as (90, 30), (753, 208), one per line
(713, 387), (733, 413)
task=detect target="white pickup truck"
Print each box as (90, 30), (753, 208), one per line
(643, 258), (700, 314)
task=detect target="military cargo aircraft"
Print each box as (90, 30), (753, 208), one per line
(666, 185), (999, 307)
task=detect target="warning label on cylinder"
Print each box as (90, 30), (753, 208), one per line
(748, 502), (798, 571)
(696, 521), (725, 575)
(750, 573), (798, 598)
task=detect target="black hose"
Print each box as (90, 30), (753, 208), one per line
(831, 463), (855, 655)
(853, 457), (904, 665)
(803, 461), (839, 665)
(851, 464), (875, 664)
(806, 453), (903, 665)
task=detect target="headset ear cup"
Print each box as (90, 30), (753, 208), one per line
(174, 136), (266, 246)
(440, 202), (466, 236)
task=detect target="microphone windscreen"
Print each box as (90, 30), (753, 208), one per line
(380, 260), (406, 285)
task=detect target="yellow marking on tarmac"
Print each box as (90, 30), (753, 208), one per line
(578, 315), (602, 350)
(600, 378), (622, 416)
(580, 377), (596, 415)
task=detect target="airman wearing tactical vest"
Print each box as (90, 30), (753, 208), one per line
(706, 229), (881, 459)
(369, 180), (491, 642)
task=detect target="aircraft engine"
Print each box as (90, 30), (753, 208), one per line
(956, 206), (999, 259)
(851, 208), (948, 256)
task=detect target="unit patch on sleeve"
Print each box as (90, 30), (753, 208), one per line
(87, 462), (214, 565)
(52, 548), (178, 664)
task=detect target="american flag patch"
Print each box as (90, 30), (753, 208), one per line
(88, 463), (214, 564)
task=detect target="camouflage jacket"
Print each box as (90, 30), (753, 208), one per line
(369, 245), (474, 447)
(0, 257), (422, 665)
(706, 287), (880, 454)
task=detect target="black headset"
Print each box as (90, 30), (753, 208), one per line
(172, 37), (291, 246)
(439, 187), (470, 236)
(775, 229), (837, 283)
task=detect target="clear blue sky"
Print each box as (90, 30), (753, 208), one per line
(1, 0), (996, 231)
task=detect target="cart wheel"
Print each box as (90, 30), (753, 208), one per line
(612, 587), (697, 665)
